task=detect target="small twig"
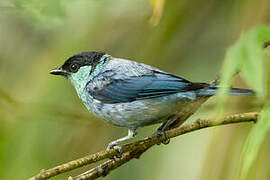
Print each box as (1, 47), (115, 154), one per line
(71, 112), (258, 180)
(29, 112), (258, 180)
(71, 149), (147, 180)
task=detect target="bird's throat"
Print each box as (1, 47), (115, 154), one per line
(68, 66), (93, 101)
(68, 59), (106, 102)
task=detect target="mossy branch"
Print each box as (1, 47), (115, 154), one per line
(28, 112), (258, 180)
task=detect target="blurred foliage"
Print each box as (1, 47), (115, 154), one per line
(149, 0), (165, 26)
(238, 103), (270, 180)
(215, 26), (270, 179)
(0, 0), (270, 180)
(217, 26), (270, 101)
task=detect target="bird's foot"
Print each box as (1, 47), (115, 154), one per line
(154, 130), (170, 145)
(107, 143), (123, 160)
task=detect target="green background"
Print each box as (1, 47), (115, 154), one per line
(0, 0), (269, 179)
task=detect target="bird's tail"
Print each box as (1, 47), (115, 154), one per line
(196, 85), (255, 96)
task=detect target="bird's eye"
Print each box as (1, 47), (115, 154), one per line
(70, 63), (79, 73)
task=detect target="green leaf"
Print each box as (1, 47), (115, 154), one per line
(237, 103), (270, 180)
(216, 26), (270, 118)
(240, 26), (270, 97)
(215, 25), (270, 180)
(216, 35), (244, 118)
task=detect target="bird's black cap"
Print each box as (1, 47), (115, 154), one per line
(50, 51), (106, 76)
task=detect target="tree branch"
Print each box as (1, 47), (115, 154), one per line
(29, 112), (258, 180)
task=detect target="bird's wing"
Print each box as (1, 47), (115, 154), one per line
(86, 70), (209, 104)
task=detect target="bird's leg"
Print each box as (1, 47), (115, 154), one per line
(107, 128), (137, 154)
(154, 116), (180, 145)
(155, 123), (171, 145)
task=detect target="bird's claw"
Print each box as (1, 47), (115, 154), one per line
(161, 138), (170, 145)
(107, 143), (123, 160)
(154, 130), (170, 145)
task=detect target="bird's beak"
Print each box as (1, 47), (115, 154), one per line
(49, 67), (69, 76)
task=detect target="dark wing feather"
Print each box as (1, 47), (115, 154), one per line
(87, 71), (208, 103)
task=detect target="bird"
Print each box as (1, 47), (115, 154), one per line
(50, 51), (254, 150)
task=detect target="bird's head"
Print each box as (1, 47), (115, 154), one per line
(50, 51), (107, 95)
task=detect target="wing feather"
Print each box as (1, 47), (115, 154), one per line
(86, 70), (208, 103)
